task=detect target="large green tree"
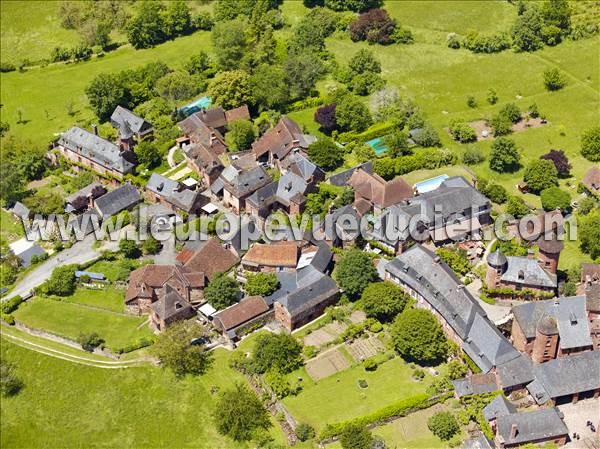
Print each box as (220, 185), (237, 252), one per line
(250, 64), (290, 111)
(427, 411), (460, 441)
(284, 53), (326, 100)
(245, 272), (279, 296)
(335, 249), (378, 299)
(523, 159), (558, 193)
(580, 210), (600, 260)
(339, 423), (373, 449)
(225, 120), (256, 152)
(489, 137), (520, 172)
(252, 333), (303, 374)
(541, 186), (571, 211)
(391, 308), (448, 365)
(580, 126), (600, 162)
(155, 71), (200, 103)
(85, 73), (128, 122)
(135, 140), (162, 168)
(213, 383), (271, 441)
(335, 95), (372, 132)
(207, 70), (253, 110)
(152, 321), (213, 377)
(126, 1), (166, 49)
(307, 138), (345, 171)
(511, 6), (544, 52)
(211, 19), (247, 70)
(360, 281), (408, 322)
(204, 273), (240, 310)
(41, 265), (78, 296)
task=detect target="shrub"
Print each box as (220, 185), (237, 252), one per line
(340, 423), (372, 449)
(436, 248), (472, 276)
(506, 195), (530, 219)
(489, 137), (520, 172)
(541, 186), (571, 211)
(363, 358), (378, 371)
(483, 183), (508, 204)
(1, 360), (23, 397)
(581, 126), (600, 162)
(543, 68), (567, 91)
(462, 147), (485, 165)
(490, 113), (513, 136)
(524, 159), (559, 194)
(77, 332), (105, 352)
(528, 102), (540, 118)
(0, 62), (16, 73)
(462, 30), (510, 53)
(499, 103), (522, 123)
(446, 33), (460, 49)
(447, 360), (468, 380)
(296, 423), (316, 441)
(486, 88), (498, 105)
(450, 121), (477, 143)
(1, 314), (15, 325)
(349, 8), (396, 45)
(1, 295), (23, 315)
(303, 345), (319, 359)
(541, 149), (571, 176)
(466, 96), (477, 108)
(428, 411), (460, 441)
(413, 368), (425, 380)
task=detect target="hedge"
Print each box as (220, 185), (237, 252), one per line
(461, 352), (482, 374)
(1, 313), (15, 325)
(338, 121), (396, 143)
(318, 392), (453, 440)
(1, 295), (23, 315)
(374, 149), (456, 180)
(482, 286), (555, 300)
(116, 336), (155, 354)
(286, 96), (326, 112)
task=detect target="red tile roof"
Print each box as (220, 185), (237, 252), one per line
(213, 296), (269, 330)
(242, 241), (298, 268)
(182, 238), (239, 280)
(348, 169), (413, 208)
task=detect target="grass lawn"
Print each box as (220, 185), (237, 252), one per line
(0, 208), (24, 246)
(59, 286), (126, 313)
(282, 356), (434, 431)
(0, 339), (286, 449)
(13, 297), (153, 352)
(85, 258), (141, 282)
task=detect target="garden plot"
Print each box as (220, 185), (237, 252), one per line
(303, 321), (347, 348)
(305, 348), (350, 381)
(348, 310), (367, 323)
(346, 336), (385, 361)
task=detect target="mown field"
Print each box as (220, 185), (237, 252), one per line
(0, 338), (288, 449)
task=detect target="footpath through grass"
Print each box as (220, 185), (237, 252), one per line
(0, 339), (288, 449)
(13, 296), (153, 352)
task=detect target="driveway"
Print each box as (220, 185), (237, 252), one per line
(466, 277), (512, 324)
(153, 231), (177, 265)
(558, 398), (600, 448)
(4, 234), (118, 300)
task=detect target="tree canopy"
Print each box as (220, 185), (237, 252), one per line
(339, 423), (373, 449)
(523, 159), (558, 194)
(245, 272), (279, 297)
(427, 411), (460, 441)
(225, 120), (256, 152)
(204, 273), (240, 310)
(391, 308), (448, 365)
(40, 265), (77, 296)
(581, 126), (600, 162)
(251, 332), (303, 374)
(307, 138), (345, 171)
(360, 281), (408, 322)
(207, 70), (253, 110)
(540, 186), (571, 211)
(335, 249), (378, 299)
(540, 149), (571, 176)
(489, 137), (520, 172)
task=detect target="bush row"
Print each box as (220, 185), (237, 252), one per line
(1, 295), (23, 315)
(482, 286), (555, 300)
(337, 121), (396, 143)
(374, 148), (456, 180)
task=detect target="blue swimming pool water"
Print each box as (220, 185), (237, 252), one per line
(366, 137), (389, 155)
(179, 96), (212, 117)
(414, 174), (449, 193)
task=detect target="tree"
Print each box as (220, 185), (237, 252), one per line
(360, 281), (407, 322)
(245, 272), (279, 296)
(540, 149), (571, 176)
(541, 186), (571, 211)
(314, 103), (338, 134)
(335, 95), (372, 132)
(349, 8), (396, 44)
(511, 6), (544, 52)
(436, 248), (472, 276)
(252, 333), (303, 374)
(214, 0), (255, 21)
(207, 70), (253, 110)
(427, 411), (460, 441)
(85, 73), (128, 122)
(349, 50), (382, 77)
(543, 68), (567, 91)
(142, 236), (162, 255)
(296, 423), (316, 442)
(0, 360), (23, 397)
(155, 71), (200, 103)
(384, 130), (411, 157)
(449, 121), (477, 143)
(580, 210), (600, 260)
(213, 383), (271, 441)
(225, 120), (256, 151)
(541, 0), (571, 31)
(152, 321), (213, 376)
(184, 51), (214, 77)
(335, 249), (378, 299)
(77, 332), (104, 352)
(490, 113), (513, 137)
(391, 308), (448, 365)
(324, 0), (382, 13)
(204, 273), (240, 310)
(413, 124), (441, 147)
(339, 423), (373, 449)
(483, 182), (508, 204)
(489, 137), (520, 172)
(23, 191), (64, 216)
(119, 239), (141, 259)
(307, 138), (344, 171)
(126, 1), (166, 49)
(524, 159), (558, 194)
(284, 53), (326, 100)
(462, 146), (485, 165)
(506, 195), (530, 219)
(580, 126), (600, 162)
(211, 19), (247, 70)
(162, 0), (193, 37)
(499, 103), (522, 123)
(250, 64), (289, 111)
(41, 265), (77, 296)
(135, 140), (162, 168)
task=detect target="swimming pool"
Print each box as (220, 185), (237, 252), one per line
(366, 136), (389, 155)
(179, 96), (212, 117)
(414, 174), (449, 194)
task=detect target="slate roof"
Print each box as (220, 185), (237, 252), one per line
(213, 296), (269, 330)
(67, 209), (101, 235)
(266, 265), (338, 318)
(223, 166), (271, 198)
(94, 183), (141, 218)
(66, 182), (105, 204)
(487, 250), (507, 268)
(322, 203), (366, 242)
(528, 350), (600, 403)
(146, 173), (204, 213)
(385, 244), (486, 341)
(151, 284), (193, 321)
(462, 435), (495, 449)
(59, 127), (135, 174)
(328, 161), (373, 186)
(495, 353), (535, 390)
(247, 172), (309, 210)
(501, 256), (557, 288)
(110, 105), (152, 135)
(512, 296), (592, 349)
(348, 169), (413, 208)
(452, 373), (499, 398)
(482, 395), (516, 421)
(282, 152), (325, 182)
(13, 242), (46, 268)
(496, 407), (567, 446)
(306, 242), (333, 273)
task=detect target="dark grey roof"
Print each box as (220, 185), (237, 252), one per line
(285, 153), (325, 182)
(94, 183), (141, 218)
(110, 105), (152, 135)
(482, 395), (516, 421)
(452, 373), (499, 398)
(323, 203), (365, 242)
(151, 284), (193, 321)
(385, 244), (486, 341)
(224, 166), (271, 198)
(146, 173), (203, 213)
(462, 435), (495, 449)
(328, 161), (373, 186)
(529, 350), (600, 403)
(512, 296), (592, 349)
(309, 242), (333, 273)
(223, 219), (258, 255)
(462, 313), (520, 373)
(17, 243), (46, 267)
(501, 256), (557, 288)
(247, 172), (309, 210)
(66, 182), (104, 204)
(147, 173), (180, 197)
(58, 127), (135, 174)
(246, 181), (278, 209)
(266, 265), (338, 318)
(11, 201), (30, 217)
(67, 209), (101, 235)
(496, 408), (567, 446)
(495, 353), (534, 389)
(487, 249), (507, 268)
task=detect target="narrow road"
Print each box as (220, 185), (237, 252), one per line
(166, 146), (179, 168)
(4, 234), (118, 300)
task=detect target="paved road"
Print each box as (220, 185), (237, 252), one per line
(5, 235), (118, 300)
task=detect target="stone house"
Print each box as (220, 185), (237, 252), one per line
(110, 105), (153, 150)
(212, 295), (272, 341)
(93, 183), (142, 219)
(145, 173), (207, 215)
(150, 284), (195, 332)
(252, 117), (315, 166)
(211, 165), (271, 213)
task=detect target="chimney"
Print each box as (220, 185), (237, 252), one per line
(92, 124), (98, 136)
(88, 194), (95, 209)
(510, 424), (518, 439)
